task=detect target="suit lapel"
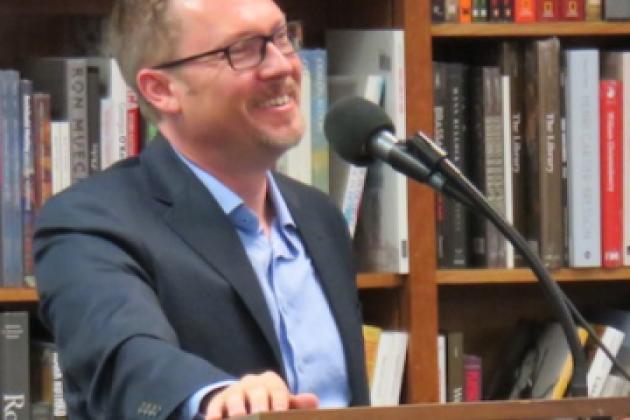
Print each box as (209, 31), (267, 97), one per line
(141, 136), (284, 372)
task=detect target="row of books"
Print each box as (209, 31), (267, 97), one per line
(437, 331), (484, 403)
(433, 40), (630, 270)
(431, 0), (630, 23)
(0, 58), (146, 287)
(487, 310), (630, 400)
(0, 310), (66, 420)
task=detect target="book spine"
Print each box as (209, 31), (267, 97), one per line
(473, 0), (489, 21)
(86, 66), (101, 174)
(622, 54), (630, 266)
(560, 0), (585, 19)
(445, 0), (460, 21)
(585, 0), (601, 19)
(463, 354), (482, 401)
(535, 38), (564, 269)
(515, 0), (537, 21)
(489, 0), (504, 20)
(432, 0), (446, 22)
(603, 0), (630, 20)
(460, 0), (473, 22)
(537, 0), (561, 20)
(0, 311), (30, 419)
(65, 59), (89, 184)
(126, 88), (141, 157)
(446, 331), (464, 402)
(437, 334), (447, 403)
(33, 94), (53, 211)
(433, 62), (448, 267)
(565, 49), (601, 268)
(301, 49), (329, 194)
(503, 0), (515, 19)
(599, 80), (623, 268)
(500, 42), (527, 266)
(19, 79), (35, 287)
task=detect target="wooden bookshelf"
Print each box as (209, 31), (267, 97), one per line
(357, 273), (405, 289)
(432, 22), (630, 38)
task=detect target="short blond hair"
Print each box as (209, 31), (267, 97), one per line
(105, 0), (181, 122)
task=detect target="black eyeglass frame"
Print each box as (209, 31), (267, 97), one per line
(151, 24), (298, 71)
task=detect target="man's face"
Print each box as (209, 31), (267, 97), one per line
(168, 0), (304, 164)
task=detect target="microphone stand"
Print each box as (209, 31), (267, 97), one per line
(404, 132), (588, 398)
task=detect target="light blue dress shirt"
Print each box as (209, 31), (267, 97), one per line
(174, 149), (350, 418)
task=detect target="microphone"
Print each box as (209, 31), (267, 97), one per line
(324, 96), (468, 204)
(324, 96), (590, 397)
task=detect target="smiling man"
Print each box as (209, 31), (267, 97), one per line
(33, 0), (368, 419)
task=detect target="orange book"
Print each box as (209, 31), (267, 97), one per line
(515, 0), (536, 22)
(460, 0), (473, 22)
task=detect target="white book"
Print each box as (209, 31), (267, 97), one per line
(328, 74), (384, 236)
(588, 325), (626, 397)
(370, 330), (409, 406)
(502, 74), (515, 268)
(564, 49), (601, 267)
(600, 373), (630, 397)
(437, 333), (447, 403)
(276, 65), (312, 185)
(51, 121), (71, 195)
(326, 29), (409, 273)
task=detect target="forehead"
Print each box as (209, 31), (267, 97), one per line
(173, 0), (286, 43)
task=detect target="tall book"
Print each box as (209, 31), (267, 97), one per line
(0, 70), (25, 286)
(433, 62), (470, 268)
(0, 311), (30, 419)
(515, 0), (537, 21)
(32, 93), (53, 211)
(328, 74), (384, 236)
(564, 49), (601, 268)
(537, 0), (560, 20)
(601, 51), (630, 266)
(20, 79), (36, 287)
(369, 331), (408, 406)
(523, 38), (564, 269)
(25, 57), (90, 184)
(470, 66), (509, 268)
(327, 29), (409, 273)
(299, 49), (329, 193)
(599, 79), (623, 268)
(446, 331), (464, 402)
(499, 42), (526, 266)
(559, 0), (585, 19)
(586, 324), (625, 397)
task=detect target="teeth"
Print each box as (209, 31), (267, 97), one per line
(261, 95), (290, 108)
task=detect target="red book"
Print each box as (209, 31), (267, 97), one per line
(515, 0), (537, 22)
(537, 0), (560, 20)
(126, 89), (141, 157)
(560, 0), (585, 20)
(600, 80), (624, 268)
(464, 354), (482, 401)
(489, 0), (503, 20)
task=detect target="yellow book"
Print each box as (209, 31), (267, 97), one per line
(550, 327), (589, 399)
(362, 324), (382, 388)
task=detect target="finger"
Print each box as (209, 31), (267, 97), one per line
(204, 392), (226, 420)
(245, 386), (270, 414)
(224, 391), (248, 418)
(289, 393), (319, 410)
(270, 388), (290, 411)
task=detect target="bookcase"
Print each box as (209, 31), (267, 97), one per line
(2, 0), (630, 408)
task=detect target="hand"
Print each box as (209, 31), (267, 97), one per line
(202, 371), (319, 419)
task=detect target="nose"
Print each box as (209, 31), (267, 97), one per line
(257, 41), (297, 79)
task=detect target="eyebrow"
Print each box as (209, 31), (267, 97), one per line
(213, 20), (288, 48)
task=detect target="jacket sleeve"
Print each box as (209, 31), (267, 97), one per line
(34, 194), (234, 420)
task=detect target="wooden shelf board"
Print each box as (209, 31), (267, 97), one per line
(432, 22), (630, 38)
(357, 273), (405, 289)
(0, 288), (38, 303)
(437, 267), (630, 285)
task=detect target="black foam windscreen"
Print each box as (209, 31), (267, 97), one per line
(323, 96), (395, 166)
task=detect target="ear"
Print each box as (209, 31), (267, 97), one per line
(136, 68), (182, 115)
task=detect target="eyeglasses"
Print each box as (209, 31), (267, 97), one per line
(152, 25), (298, 71)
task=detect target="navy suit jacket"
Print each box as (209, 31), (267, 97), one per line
(34, 135), (369, 419)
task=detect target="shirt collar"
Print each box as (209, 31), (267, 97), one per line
(171, 144), (296, 231)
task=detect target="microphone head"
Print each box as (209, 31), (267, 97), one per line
(324, 96), (395, 166)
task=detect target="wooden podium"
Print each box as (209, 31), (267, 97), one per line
(244, 397), (630, 419)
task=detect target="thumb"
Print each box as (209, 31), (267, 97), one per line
(289, 393), (319, 409)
